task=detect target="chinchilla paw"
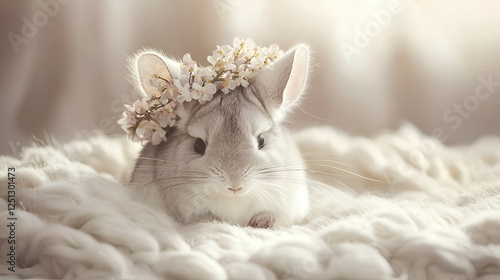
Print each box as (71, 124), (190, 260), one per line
(248, 212), (275, 229)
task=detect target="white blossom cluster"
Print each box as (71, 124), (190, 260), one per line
(118, 38), (283, 145)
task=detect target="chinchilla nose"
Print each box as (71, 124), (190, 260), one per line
(227, 186), (243, 193)
(222, 163), (248, 193)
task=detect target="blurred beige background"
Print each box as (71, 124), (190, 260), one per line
(1, 0), (500, 154)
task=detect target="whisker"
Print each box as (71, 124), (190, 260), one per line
(302, 158), (353, 168)
(300, 151), (343, 158)
(160, 180), (206, 191)
(306, 181), (351, 209)
(249, 184), (290, 219)
(259, 170), (359, 196)
(257, 162), (381, 183)
(135, 156), (178, 164)
(139, 175), (208, 188)
(263, 175), (353, 210)
(309, 168), (381, 183)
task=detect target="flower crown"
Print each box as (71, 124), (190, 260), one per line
(118, 38), (283, 145)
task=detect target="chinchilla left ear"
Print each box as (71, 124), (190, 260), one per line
(252, 44), (310, 122)
(129, 49), (179, 98)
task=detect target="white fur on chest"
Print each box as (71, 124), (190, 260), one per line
(173, 182), (309, 227)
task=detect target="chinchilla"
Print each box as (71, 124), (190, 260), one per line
(129, 44), (311, 228)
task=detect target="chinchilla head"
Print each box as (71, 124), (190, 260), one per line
(130, 44), (311, 227)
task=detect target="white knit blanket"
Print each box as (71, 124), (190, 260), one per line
(1, 125), (499, 280)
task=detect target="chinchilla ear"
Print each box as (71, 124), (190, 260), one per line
(129, 49), (179, 98)
(253, 44), (310, 122)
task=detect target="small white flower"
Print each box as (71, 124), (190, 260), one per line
(150, 76), (161, 88)
(182, 53), (197, 70)
(149, 75), (167, 96)
(245, 38), (256, 49)
(123, 103), (134, 114)
(239, 78), (249, 87)
(135, 120), (149, 138)
(193, 67), (214, 85)
(117, 114), (128, 128)
(134, 120), (164, 145)
(151, 127), (167, 145)
(268, 44), (279, 53)
(229, 79), (241, 92)
(132, 100), (147, 114)
(254, 51), (268, 67)
(237, 65), (255, 79)
(225, 77), (249, 93)
(174, 80), (193, 102)
(221, 77), (232, 94)
(204, 67), (217, 78)
(222, 60), (236, 71)
(207, 48), (223, 66)
(192, 82), (217, 101)
(152, 106), (176, 128)
(163, 84), (178, 99)
(220, 44), (233, 56)
(163, 102), (175, 115)
(178, 65), (191, 84)
(233, 37), (242, 48)
(250, 56), (263, 68)
(117, 110), (136, 136)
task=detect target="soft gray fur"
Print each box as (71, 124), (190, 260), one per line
(130, 45), (311, 228)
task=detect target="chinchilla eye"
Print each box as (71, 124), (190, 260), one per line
(257, 134), (265, 149)
(194, 138), (206, 155)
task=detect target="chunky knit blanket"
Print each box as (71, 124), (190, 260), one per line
(1, 125), (499, 279)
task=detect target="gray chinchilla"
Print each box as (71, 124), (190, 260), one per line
(129, 44), (311, 228)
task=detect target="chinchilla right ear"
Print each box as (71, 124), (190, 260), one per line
(252, 44), (311, 122)
(128, 48), (180, 98)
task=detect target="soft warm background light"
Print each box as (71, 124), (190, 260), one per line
(1, 0), (500, 154)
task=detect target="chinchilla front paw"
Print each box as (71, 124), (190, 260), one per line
(248, 212), (275, 229)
